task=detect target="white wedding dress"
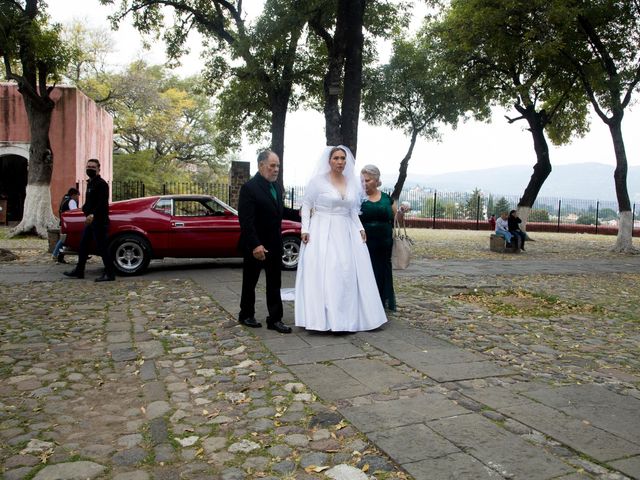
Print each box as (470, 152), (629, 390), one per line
(294, 175), (388, 332)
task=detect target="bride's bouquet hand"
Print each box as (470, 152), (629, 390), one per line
(301, 233), (309, 244)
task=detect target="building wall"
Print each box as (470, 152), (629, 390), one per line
(0, 83), (113, 215)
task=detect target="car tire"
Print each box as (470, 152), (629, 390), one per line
(281, 235), (300, 270)
(110, 234), (151, 276)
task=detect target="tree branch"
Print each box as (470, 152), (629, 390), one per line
(504, 114), (525, 124)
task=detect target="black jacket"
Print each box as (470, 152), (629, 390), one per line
(237, 174), (300, 255)
(508, 215), (522, 232)
(82, 175), (110, 224)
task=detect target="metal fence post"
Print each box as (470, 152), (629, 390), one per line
(476, 195), (481, 230)
(432, 191), (437, 229)
(595, 200), (600, 234)
(633, 203), (636, 237)
(557, 199), (561, 233)
(290, 187), (294, 209)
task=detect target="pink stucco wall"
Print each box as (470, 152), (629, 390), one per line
(0, 83), (113, 212)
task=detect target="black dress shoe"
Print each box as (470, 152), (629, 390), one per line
(95, 274), (115, 282)
(63, 269), (84, 279)
(267, 321), (292, 334)
(239, 317), (262, 328)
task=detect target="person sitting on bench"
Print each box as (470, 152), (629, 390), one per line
(495, 211), (514, 247)
(509, 209), (526, 251)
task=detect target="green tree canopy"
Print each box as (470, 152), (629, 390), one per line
(93, 61), (228, 179)
(549, 0), (640, 251)
(363, 30), (472, 199)
(436, 0), (589, 220)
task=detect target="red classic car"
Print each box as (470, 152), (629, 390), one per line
(60, 195), (302, 276)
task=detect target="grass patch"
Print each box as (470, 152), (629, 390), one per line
(452, 288), (605, 318)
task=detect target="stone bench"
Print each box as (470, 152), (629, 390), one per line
(490, 234), (518, 253)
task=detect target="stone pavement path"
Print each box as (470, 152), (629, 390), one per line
(1, 254), (640, 479)
(1, 277), (404, 480)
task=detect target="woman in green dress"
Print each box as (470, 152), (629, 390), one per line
(359, 165), (400, 311)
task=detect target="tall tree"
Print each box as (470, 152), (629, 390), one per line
(307, 0), (407, 155)
(101, 0), (308, 187)
(437, 0), (589, 229)
(0, 0), (70, 236)
(552, 0), (640, 252)
(363, 32), (473, 199)
(95, 61), (227, 177)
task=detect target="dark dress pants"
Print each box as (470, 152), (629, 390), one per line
(76, 222), (115, 277)
(239, 251), (283, 324)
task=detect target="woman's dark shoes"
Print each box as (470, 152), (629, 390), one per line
(95, 274), (115, 282)
(239, 317), (262, 328)
(267, 321), (292, 334)
(63, 269), (84, 279)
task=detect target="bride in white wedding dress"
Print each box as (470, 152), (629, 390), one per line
(294, 145), (388, 332)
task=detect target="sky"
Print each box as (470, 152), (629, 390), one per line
(46, 0), (640, 187)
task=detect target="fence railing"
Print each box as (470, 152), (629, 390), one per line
(113, 181), (230, 204)
(111, 181), (638, 235)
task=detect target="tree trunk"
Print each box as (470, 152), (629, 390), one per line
(270, 92), (289, 190)
(322, 0), (347, 147)
(608, 119), (635, 252)
(10, 95), (57, 238)
(339, 0), (365, 156)
(517, 108), (552, 232)
(392, 129), (419, 201)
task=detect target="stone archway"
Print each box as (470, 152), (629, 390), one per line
(0, 154), (28, 222)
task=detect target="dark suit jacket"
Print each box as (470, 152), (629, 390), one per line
(238, 174), (300, 256)
(82, 175), (110, 225)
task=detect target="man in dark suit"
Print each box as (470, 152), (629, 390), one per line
(64, 158), (115, 282)
(238, 150), (300, 333)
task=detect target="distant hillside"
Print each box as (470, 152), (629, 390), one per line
(383, 163), (640, 202)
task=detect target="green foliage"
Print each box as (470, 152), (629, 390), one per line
(444, 201), (463, 220)
(363, 32), (469, 137)
(61, 20), (113, 87)
(576, 214), (599, 226)
(494, 197), (512, 215)
(435, 0), (589, 145)
(529, 209), (550, 222)
(90, 61), (228, 180)
(1, 1), (71, 87)
(598, 208), (618, 221)
(113, 150), (191, 189)
(463, 188), (484, 220)
(422, 197), (446, 218)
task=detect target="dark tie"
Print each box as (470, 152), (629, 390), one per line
(269, 183), (277, 202)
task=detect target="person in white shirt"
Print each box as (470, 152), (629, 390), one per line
(495, 211), (513, 246)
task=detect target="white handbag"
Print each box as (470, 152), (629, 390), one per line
(391, 214), (412, 270)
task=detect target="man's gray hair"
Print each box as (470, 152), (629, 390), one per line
(257, 150), (274, 165)
(361, 164), (382, 187)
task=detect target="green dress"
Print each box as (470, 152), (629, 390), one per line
(360, 192), (396, 311)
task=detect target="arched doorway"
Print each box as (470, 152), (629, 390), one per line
(0, 154), (28, 222)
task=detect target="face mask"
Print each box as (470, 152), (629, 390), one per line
(86, 169), (97, 178)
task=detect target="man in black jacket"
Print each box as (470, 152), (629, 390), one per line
(238, 150), (300, 333)
(64, 158), (115, 282)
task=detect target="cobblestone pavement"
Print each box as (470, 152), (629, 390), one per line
(0, 279), (405, 479)
(1, 229), (639, 479)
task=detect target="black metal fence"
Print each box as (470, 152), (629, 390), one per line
(112, 181), (638, 234)
(113, 181), (230, 204)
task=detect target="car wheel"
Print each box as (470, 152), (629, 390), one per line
(282, 235), (300, 270)
(110, 234), (151, 276)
